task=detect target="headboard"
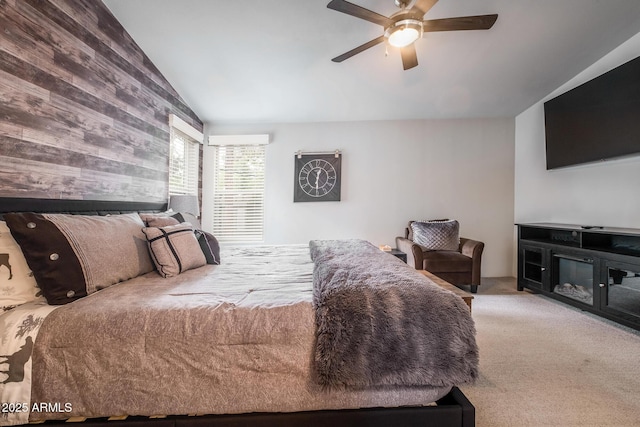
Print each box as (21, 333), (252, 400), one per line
(0, 197), (167, 220)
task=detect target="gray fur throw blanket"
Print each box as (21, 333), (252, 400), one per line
(310, 239), (478, 389)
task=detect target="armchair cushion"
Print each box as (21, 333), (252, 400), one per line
(422, 250), (472, 274)
(410, 220), (460, 251)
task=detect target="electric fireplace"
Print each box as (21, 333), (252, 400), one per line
(552, 254), (594, 305)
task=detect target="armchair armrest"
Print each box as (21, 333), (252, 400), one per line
(459, 237), (485, 286)
(395, 237), (423, 269)
(459, 238), (484, 258)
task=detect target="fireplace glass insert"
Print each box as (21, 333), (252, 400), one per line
(552, 255), (593, 305)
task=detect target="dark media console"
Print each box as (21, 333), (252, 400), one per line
(517, 223), (640, 330)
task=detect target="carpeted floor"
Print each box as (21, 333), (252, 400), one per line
(460, 277), (640, 427)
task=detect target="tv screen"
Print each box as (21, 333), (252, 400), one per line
(544, 55), (640, 170)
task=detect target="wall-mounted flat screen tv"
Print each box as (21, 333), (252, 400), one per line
(544, 55), (640, 170)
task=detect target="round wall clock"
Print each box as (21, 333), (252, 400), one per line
(294, 153), (341, 202)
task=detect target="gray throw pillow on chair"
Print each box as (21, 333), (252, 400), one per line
(411, 220), (460, 251)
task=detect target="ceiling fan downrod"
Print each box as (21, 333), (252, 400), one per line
(394, 0), (412, 9)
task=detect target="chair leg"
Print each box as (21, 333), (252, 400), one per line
(470, 285), (478, 294)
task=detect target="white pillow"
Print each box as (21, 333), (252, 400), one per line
(0, 221), (43, 312)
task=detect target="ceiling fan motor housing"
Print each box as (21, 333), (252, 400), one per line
(385, 10), (425, 47)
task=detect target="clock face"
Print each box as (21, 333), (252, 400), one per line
(294, 154), (341, 202)
(298, 159), (336, 197)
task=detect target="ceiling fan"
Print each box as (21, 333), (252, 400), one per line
(327, 0), (498, 70)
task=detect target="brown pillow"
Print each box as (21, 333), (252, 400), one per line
(139, 213), (180, 227)
(171, 212), (201, 229)
(142, 223), (207, 278)
(170, 214), (221, 265)
(4, 213), (154, 305)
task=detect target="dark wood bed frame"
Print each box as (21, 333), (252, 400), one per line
(0, 197), (475, 427)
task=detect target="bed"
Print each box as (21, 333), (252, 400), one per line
(0, 198), (478, 427)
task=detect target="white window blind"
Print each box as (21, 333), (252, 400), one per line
(211, 144), (266, 243)
(169, 128), (199, 195)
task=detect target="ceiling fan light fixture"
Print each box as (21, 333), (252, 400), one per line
(385, 19), (423, 48)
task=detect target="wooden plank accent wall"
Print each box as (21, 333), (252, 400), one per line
(0, 0), (203, 203)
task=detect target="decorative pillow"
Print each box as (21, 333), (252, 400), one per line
(171, 214), (220, 265)
(195, 230), (220, 265)
(139, 213), (180, 228)
(171, 212), (201, 229)
(142, 223), (207, 278)
(0, 221), (43, 312)
(411, 219), (460, 251)
(4, 213), (155, 305)
(407, 219), (449, 241)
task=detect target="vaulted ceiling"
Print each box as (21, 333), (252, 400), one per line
(103, 0), (640, 123)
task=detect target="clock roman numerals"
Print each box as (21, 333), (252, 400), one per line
(297, 159), (337, 198)
(294, 154), (341, 202)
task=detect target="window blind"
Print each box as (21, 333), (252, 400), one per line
(169, 128), (199, 195)
(211, 144), (266, 243)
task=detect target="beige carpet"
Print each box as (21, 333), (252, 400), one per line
(461, 277), (640, 427)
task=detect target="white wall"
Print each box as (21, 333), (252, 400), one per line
(203, 118), (515, 277)
(515, 32), (640, 232)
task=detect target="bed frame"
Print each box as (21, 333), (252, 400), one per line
(0, 197), (166, 218)
(30, 388), (473, 427)
(0, 197), (475, 427)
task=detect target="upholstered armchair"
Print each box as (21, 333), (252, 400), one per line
(396, 221), (484, 293)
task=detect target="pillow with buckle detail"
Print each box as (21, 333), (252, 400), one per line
(4, 213), (154, 305)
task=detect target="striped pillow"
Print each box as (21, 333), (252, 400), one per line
(194, 230), (220, 265)
(143, 223), (207, 278)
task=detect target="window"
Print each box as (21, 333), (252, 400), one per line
(208, 135), (268, 243)
(168, 115), (203, 196)
(169, 129), (199, 195)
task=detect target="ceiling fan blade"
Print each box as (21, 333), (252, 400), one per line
(400, 44), (418, 70)
(423, 14), (498, 32)
(332, 35), (386, 62)
(411, 0), (438, 15)
(327, 0), (392, 27)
